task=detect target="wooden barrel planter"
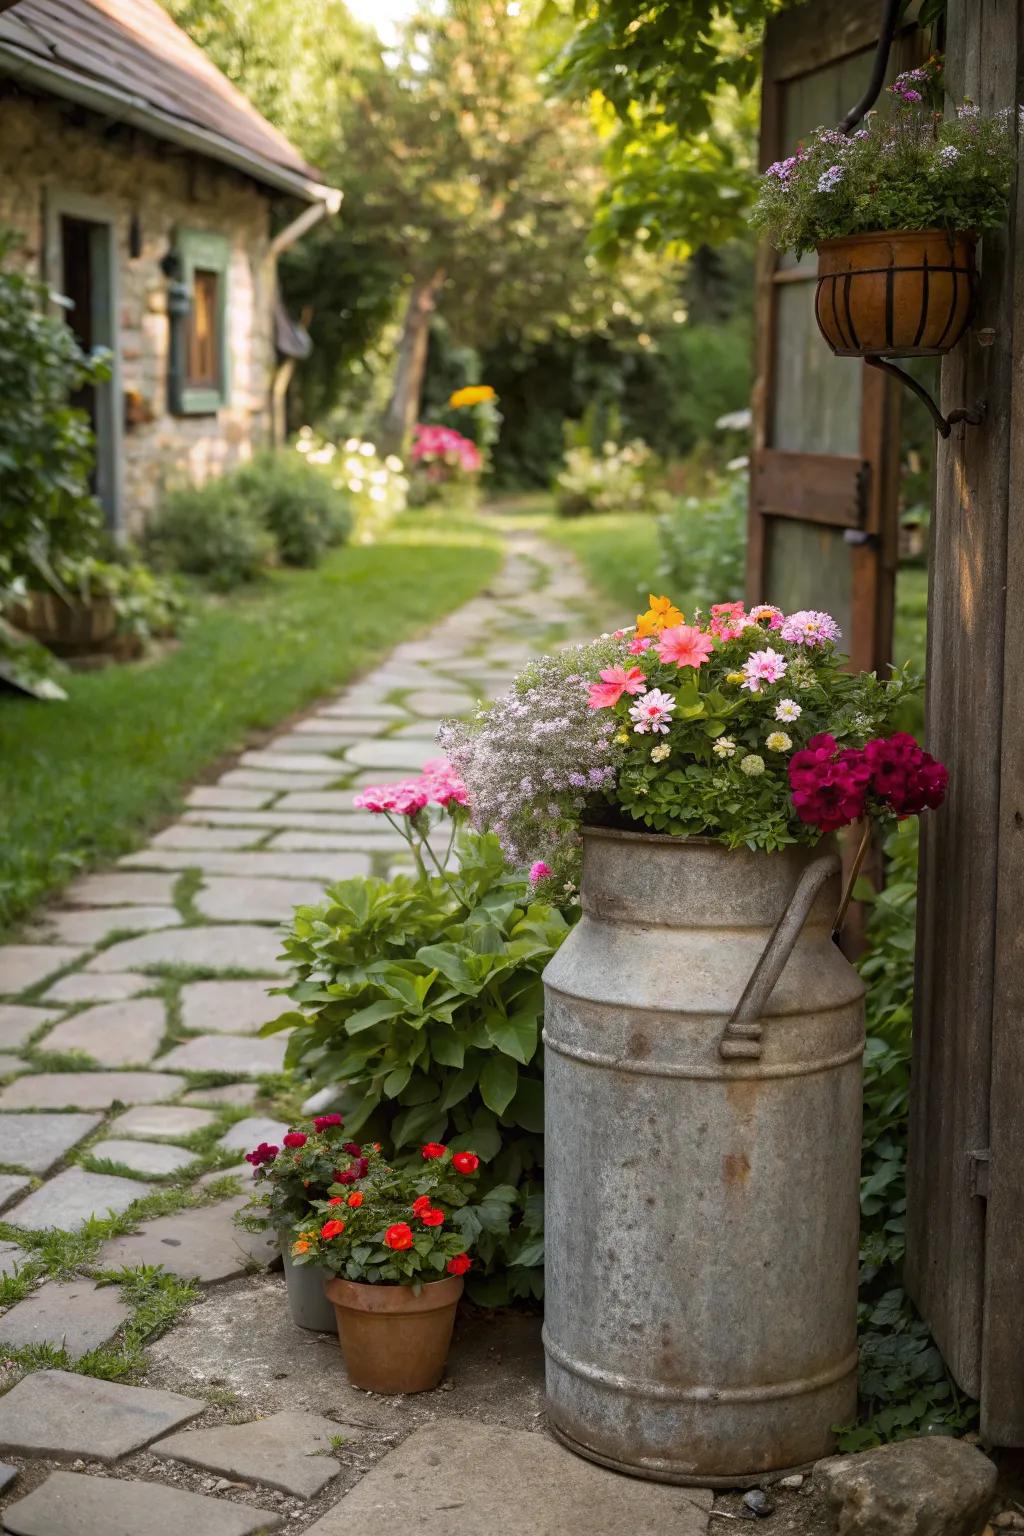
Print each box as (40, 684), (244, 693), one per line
(10, 591), (119, 658)
(814, 229), (977, 358)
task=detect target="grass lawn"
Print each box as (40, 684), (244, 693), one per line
(0, 513), (503, 933)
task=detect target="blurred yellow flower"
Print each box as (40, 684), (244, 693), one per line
(449, 385), (497, 408)
(635, 594), (684, 636)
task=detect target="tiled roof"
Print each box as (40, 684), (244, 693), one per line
(0, 0), (327, 197)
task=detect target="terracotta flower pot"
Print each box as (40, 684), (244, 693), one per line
(324, 1273), (463, 1393)
(814, 229), (977, 358)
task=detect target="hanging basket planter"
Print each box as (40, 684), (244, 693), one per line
(814, 229), (978, 359)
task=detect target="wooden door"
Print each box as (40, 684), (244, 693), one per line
(748, 3), (911, 673)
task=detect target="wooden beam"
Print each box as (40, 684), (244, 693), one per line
(905, 0), (1024, 1440)
(751, 449), (868, 528)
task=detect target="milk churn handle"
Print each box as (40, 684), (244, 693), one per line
(718, 852), (842, 1061)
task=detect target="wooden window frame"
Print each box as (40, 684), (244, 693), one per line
(172, 229), (230, 416)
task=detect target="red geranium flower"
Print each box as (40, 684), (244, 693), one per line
(342, 1142), (363, 1157)
(335, 1169), (358, 1185)
(411, 1195), (433, 1217)
(282, 1132), (307, 1149)
(313, 1113), (344, 1132)
(385, 1223), (414, 1251)
(347, 1192), (364, 1208)
(420, 1208), (444, 1228)
(245, 1141), (278, 1168)
(321, 1219), (346, 1239)
(327, 1196), (344, 1206)
(452, 1152), (479, 1175)
(421, 1142), (447, 1160)
(447, 1254), (471, 1276)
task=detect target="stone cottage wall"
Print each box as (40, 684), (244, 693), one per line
(0, 89), (277, 536)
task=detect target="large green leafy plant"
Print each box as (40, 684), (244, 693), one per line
(268, 772), (569, 1302)
(0, 234), (106, 590)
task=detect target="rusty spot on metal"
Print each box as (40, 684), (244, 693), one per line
(626, 1027), (652, 1059)
(723, 1151), (751, 1187)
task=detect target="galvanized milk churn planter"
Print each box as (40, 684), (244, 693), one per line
(445, 593), (948, 1485)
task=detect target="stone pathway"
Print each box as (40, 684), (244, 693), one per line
(0, 530), (732, 1532)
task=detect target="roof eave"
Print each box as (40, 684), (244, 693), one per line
(0, 41), (340, 205)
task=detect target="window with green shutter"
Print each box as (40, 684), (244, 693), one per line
(170, 230), (230, 416)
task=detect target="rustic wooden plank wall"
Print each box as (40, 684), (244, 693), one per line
(906, 0), (1024, 1442)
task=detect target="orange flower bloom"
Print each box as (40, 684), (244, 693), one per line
(292, 1239), (311, 1255)
(321, 1219), (346, 1240)
(636, 594), (684, 636)
(385, 1223), (414, 1251)
(327, 1196), (344, 1206)
(411, 1195), (433, 1217)
(420, 1208), (444, 1228)
(347, 1192), (364, 1208)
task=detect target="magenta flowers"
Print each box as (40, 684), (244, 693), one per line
(789, 731), (948, 832)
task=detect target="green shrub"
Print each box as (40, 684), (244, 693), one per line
(233, 452), (352, 567)
(0, 231), (106, 588)
(267, 827), (570, 1304)
(145, 481), (274, 590)
(656, 469), (747, 611)
(554, 437), (657, 518)
(57, 555), (187, 644)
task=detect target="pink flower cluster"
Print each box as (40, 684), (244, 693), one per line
(411, 424), (482, 472)
(353, 757), (469, 816)
(789, 732), (948, 832)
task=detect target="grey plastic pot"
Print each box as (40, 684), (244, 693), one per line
(280, 1241), (337, 1333)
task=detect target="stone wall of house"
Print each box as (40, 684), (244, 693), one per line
(0, 89), (278, 536)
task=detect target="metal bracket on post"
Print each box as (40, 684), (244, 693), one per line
(865, 356), (987, 439)
(719, 854), (842, 1061)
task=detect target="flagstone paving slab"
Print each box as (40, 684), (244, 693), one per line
(265, 731), (360, 754)
(41, 972), (148, 1005)
(88, 926), (286, 977)
(404, 688), (478, 717)
(0, 1175), (30, 1211)
(181, 808), (397, 835)
(218, 769), (339, 791)
(64, 872), (178, 907)
(34, 906), (183, 947)
(219, 1116), (289, 1154)
(266, 830), (403, 854)
(90, 1138), (194, 1177)
(0, 947), (84, 996)
(109, 1104), (216, 1137)
(316, 702), (402, 720)
(153, 1409), (352, 1497)
(303, 1422), (712, 1536)
(275, 792), (360, 813)
(0, 1112), (103, 1173)
(0, 1072), (184, 1112)
(0, 1005), (59, 1049)
(0, 1461), (15, 1493)
(294, 716), (385, 735)
(151, 826), (260, 851)
(4, 1167), (152, 1230)
(238, 750), (342, 774)
(2, 1472), (281, 1536)
(97, 1197), (278, 1282)
(0, 1281), (132, 1360)
(343, 738), (439, 772)
(0, 1240), (27, 1278)
(0, 1054), (24, 1076)
(182, 1082), (258, 1108)
(120, 850), (370, 883)
(158, 1034), (287, 1078)
(0, 1372), (202, 1462)
(193, 877), (325, 923)
(38, 999), (166, 1068)
(179, 980), (283, 1037)
(187, 786), (276, 809)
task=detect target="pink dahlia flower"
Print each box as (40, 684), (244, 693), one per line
(741, 647), (788, 693)
(780, 610), (841, 648)
(586, 665), (648, 710)
(656, 624), (714, 670)
(628, 687), (677, 735)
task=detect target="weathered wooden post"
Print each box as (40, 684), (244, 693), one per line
(905, 0), (1024, 1446)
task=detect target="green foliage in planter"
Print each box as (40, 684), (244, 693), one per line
(656, 469), (747, 612)
(0, 232), (107, 588)
(752, 63), (1020, 256)
(837, 819), (975, 1449)
(267, 829), (570, 1303)
(232, 451), (353, 567)
(56, 555), (187, 644)
(145, 481), (275, 590)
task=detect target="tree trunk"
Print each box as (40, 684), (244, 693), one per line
(380, 268), (445, 457)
